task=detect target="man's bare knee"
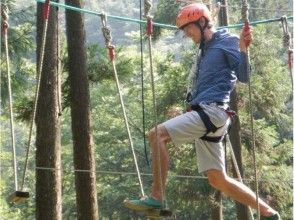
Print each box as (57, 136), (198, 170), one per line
(206, 169), (228, 190)
(148, 125), (171, 144)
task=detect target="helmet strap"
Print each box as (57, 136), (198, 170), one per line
(195, 21), (208, 56)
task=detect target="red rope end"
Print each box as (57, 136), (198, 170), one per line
(108, 47), (115, 61)
(43, 0), (50, 20)
(147, 19), (153, 36)
(244, 21), (251, 48)
(1, 21), (9, 35)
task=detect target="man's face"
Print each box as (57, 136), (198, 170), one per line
(182, 23), (201, 44)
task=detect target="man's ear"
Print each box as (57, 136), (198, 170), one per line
(198, 17), (207, 28)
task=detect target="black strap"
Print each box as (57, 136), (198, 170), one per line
(191, 104), (223, 143)
(191, 105), (218, 133)
(200, 135), (224, 143)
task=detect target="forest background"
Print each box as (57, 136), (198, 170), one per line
(0, 0), (293, 219)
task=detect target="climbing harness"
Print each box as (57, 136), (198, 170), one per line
(242, 1), (260, 219)
(186, 103), (235, 143)
(20, 0), (51, 200)
(100, 13), (145, 197)
(281, 16), (293, 89)
(2, 3), (29, 205)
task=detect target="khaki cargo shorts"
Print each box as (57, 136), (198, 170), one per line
(163, 103), (230, 173)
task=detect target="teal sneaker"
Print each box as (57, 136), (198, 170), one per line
(123, 196), (163, 211)
(260, 213), (281, 220)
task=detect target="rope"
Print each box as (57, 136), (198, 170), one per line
(139, 0), (149, 166)
(20, 0), (51, 191)
(9, 166), (284, 183)
(144, 0), (166, 207)
(225, 135), (254, 219)
(35, 0), (293, 30)
(144, 0), (152, 18)
(14, 2), (294, 17)
(177, 0), (293, 13)
(281, 16), (293, 89)
(2, 3), (18, 191)
(0, 163), (289, 182)
(56, 4), (62, 116)
(100, 13), (145, 197)
(241, 1), (260, 219)
(221, 17), (293, 29)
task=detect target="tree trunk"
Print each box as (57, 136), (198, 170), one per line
(218, 0), (249, 219)
(36, 1), (62, 220)
(65, 0), (99, 219)
(229, 90), (249, 220)
(211, 191), (223, 220)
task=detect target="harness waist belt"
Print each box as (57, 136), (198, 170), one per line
(191, 105), (218, 133)
(190, 104), (224, 143)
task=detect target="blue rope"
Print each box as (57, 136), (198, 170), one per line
(36, 0), (293, 30)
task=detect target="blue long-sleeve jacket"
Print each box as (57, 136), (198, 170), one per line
(190, 29), (249, 105)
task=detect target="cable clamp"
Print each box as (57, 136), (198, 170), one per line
(100, 13), (116, 61)
(1, 4), (9, 33)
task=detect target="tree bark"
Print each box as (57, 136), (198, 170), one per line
(36, 1), (62, 220)
(211, 191), (223, 220)
(65, 0), (99, 219)
(229, 90), (249, 220)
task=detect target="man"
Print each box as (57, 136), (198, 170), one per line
(124, 3), (280, 219)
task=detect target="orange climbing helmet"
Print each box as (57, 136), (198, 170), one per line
(176, 3), (212, 29)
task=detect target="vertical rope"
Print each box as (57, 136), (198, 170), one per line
(241, 1), (260, 219)
(281, 16), (293, 89)
(226, 135), (254, 219)
(56, 1), (62, 116)
(100, 14), (145, 197)
(144, 0), (166, 207)
(139, 0), (149, 166)
(2, 4), (18, 191)
(20, 0), (51, 191)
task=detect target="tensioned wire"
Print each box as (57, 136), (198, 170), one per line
(1, 164), (291, 183)
(13, 3), (294, 16)
(36, 0), (293, 30)
(28, 166), (291, 184)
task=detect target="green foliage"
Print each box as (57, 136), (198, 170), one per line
(1, 1), (36, 120)
(1, 0), (293, 219)
(0, 116), (36, 219)
(236, 23), (293, 220)
(152, 0), (180, 38)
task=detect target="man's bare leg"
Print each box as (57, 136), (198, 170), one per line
(148, 125), (171, 201)
(206, 169), (278, 217)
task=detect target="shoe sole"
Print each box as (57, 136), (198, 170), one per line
(123, 199), (162, 211)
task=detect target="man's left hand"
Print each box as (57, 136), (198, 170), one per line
(240, 25), (253, 51)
